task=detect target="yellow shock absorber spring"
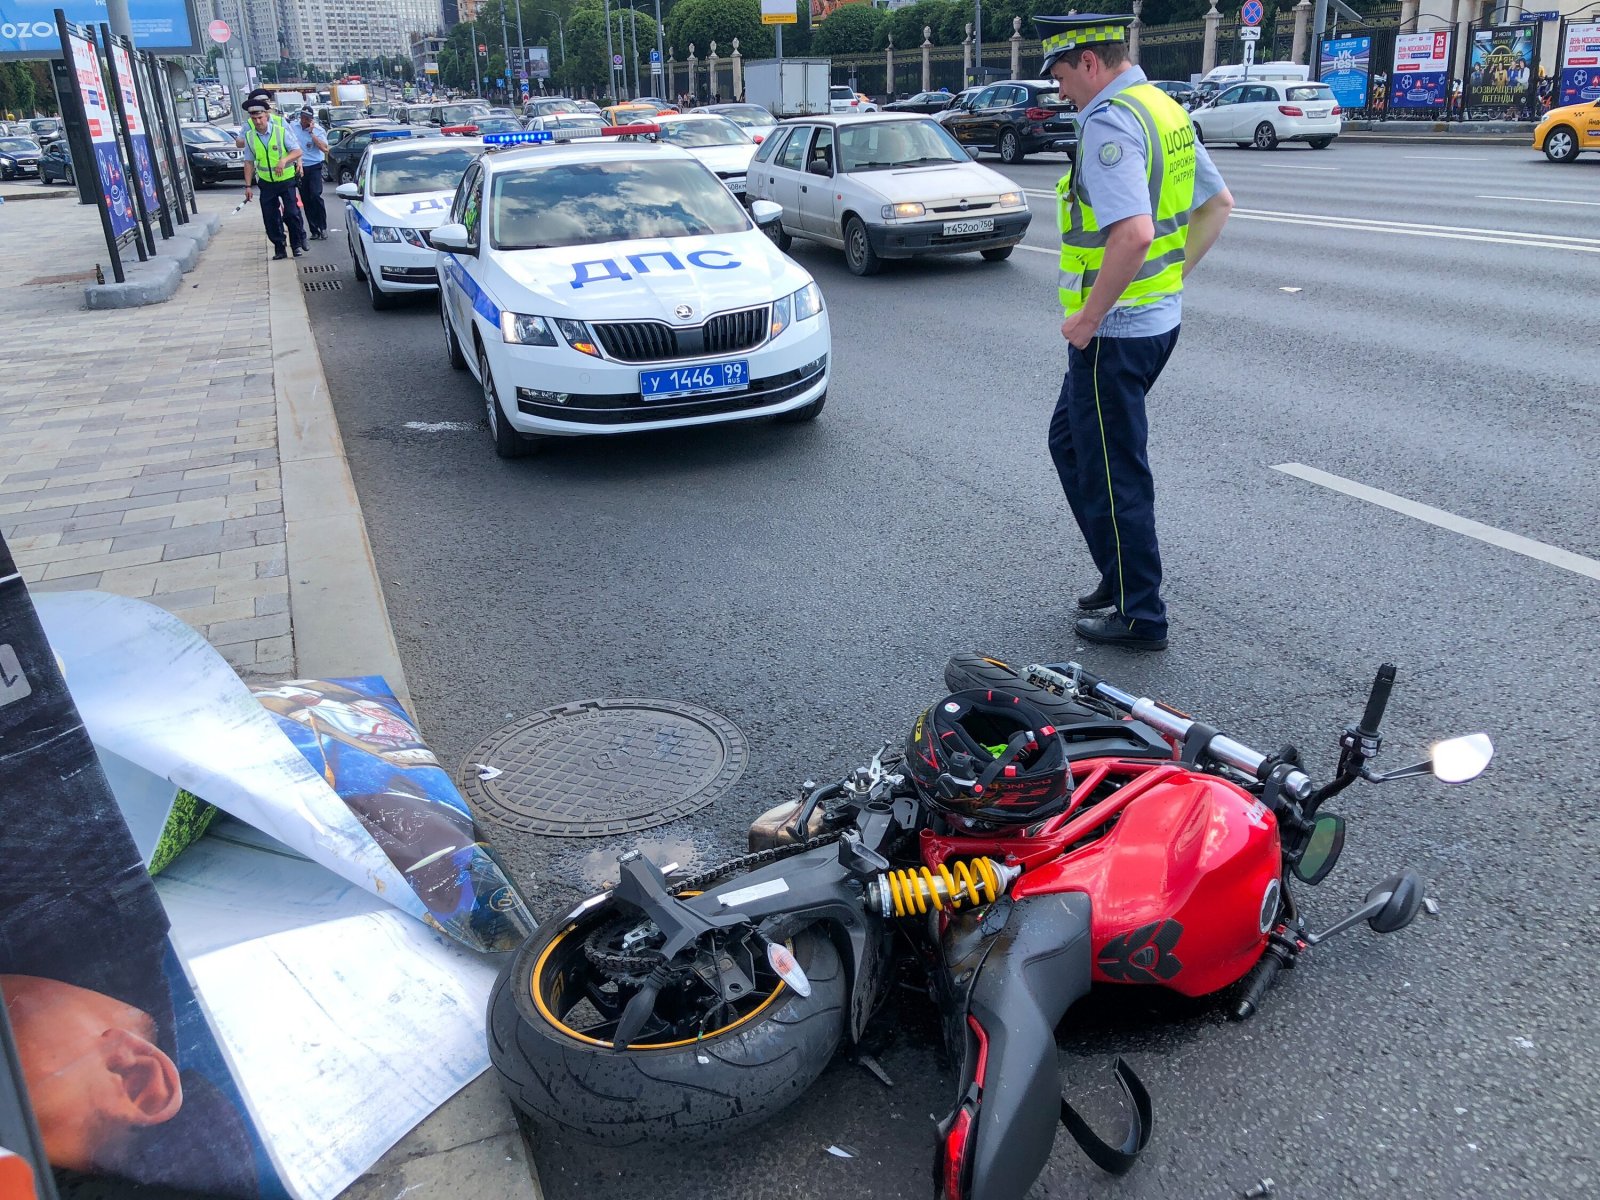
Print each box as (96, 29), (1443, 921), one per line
(874, 858), (1015, 918)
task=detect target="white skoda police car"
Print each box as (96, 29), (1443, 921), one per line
(336, 132), (483, 311)
(432, 133), (831, 458)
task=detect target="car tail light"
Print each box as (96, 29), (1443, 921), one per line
(752, 133), (763, 143)
(941, 1108), (974, 1200)
(1332, 105), (1343, 116)
(1278, 105), (1304, 117)
(850, 98), (859, 107)
(1025, 107), (1052, 121)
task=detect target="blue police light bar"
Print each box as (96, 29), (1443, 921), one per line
(482, 131), (555, 146)
(369, 130), (414, 140)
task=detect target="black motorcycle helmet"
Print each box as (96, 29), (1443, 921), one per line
(904, 689), (1071, 826)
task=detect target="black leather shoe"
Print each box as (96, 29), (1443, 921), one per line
(1077, 581), (1114, 611)
(1074, 614), (1167, 652)
(271, 248), (288, 260)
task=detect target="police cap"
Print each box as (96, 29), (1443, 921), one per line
(1036, 14), (1136, 73)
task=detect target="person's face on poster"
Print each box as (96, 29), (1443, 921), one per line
(2, 975), (181, 1172)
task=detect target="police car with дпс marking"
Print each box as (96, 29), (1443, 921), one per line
(432, 132), (831, 458)
(336, 132), (483, 311)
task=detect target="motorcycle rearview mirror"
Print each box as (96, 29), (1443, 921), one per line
(1305, 869), (1427, 944)
(1291, 813), (1345, 885)
(1367, 732), (1494, 785)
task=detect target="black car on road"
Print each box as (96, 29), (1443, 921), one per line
(1149, 79), (1200, 108)
(325, 121), (421, 184)
(0, 136), (42, 179)
(883, 91), (957, 115)
(940, 80), (1077, 164)
(180, 122), (247, 186)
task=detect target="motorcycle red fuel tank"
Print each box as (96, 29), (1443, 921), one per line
(929, 763), (1282, 998)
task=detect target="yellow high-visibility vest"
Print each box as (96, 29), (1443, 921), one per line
(245, 117), (296, 183)
(1057, 84), (1197, 318)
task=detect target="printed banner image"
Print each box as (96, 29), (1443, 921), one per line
(1559, 22), (1600, 106)
(1320, 36), (1372, 111)
(1468, 26), (1535, 116)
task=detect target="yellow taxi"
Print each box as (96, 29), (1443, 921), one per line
(601, 102), (675, 125)
(1533, 96), (1600, 162)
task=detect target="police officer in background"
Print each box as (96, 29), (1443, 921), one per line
(241, 97), (306, 260)
(292, 106), (330, 241)
(1040, 14), (1233, 652)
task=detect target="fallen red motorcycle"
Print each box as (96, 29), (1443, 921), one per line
(487, 654), (1493, 1200)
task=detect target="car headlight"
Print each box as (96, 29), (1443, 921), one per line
(371, 226), (402, 242)
(555, 318), (601, 357)
(998, 191), (1025, 208)
(881, 201), (925, 220)
(0, 156), (13, 165)
(499, 312), (558, 346)
(792, 281), (823, 322)
(400, 228), (428, 248)
(769, 294), (792, 340)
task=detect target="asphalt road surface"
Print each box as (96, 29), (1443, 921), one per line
(303, 140), (1598, 1200)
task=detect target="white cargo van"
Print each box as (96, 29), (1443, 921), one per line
(1200, 61), (1311, 87)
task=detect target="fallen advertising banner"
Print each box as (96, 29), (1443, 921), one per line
(108, 37), (164, 228)
(1390, 29), (1452, 111)
(1320, 35), (1372, 112)
(2, 569), (537, 1199)
(60, 19), (137, 241)
(1466, 25), (1536, 118)
(1559, 21), (1600, 105)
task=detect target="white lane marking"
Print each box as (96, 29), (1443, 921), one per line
(1230, 208), (1600, 253)
(1402, 154), (1489, 161)
(1272, 463), (1600, 582)
(1279, 286), (1302, 293)
(1266, 164), (1339, 171)
(404, 420), (477, 432)
(1477, 193), (1600, 208)
(1015, 243), (1056, 255)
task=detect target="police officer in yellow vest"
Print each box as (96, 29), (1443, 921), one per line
(1040, 14), (1233, 651)
(241, 98), (306, 261)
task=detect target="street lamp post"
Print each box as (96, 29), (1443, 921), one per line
(974, 0), (982, 85)
(500, 4), (512, 102)
(471, 21), (484, 95)
(654, 0), (665, 93)
(541, 10), (567, 64)
(604, 0), (618, 102)
(629, 4), (640, 98)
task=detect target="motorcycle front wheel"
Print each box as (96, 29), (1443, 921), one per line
(488, 901), (847, 1145)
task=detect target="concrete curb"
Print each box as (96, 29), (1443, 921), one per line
(163, 234), (201, 274)
(83, 255), (180, 308)
(267, 248), (413, 716)
(265, 218), (544, 1200)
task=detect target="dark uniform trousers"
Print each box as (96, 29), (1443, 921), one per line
(298, 162), (327, 235)
(258, 176), (306, 252)
(1048, 327), (1180, 638)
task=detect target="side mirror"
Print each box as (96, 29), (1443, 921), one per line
(748, 198), (782, 228)
(1365, 870), (1425, 934)
(428, 223), (473, 253)
(966, 146), (981, 160)
(335, 182), (358, 199)
(1291, 813), (1345, 885)
(1429, 733), (1493, 783)
(807, 157), (831, 175)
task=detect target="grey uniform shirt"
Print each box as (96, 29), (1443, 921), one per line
(1070, 66), (1226, 338)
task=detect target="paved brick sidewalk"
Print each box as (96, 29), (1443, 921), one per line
(0, 192), (293, 675)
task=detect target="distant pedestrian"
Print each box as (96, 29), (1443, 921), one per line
(292, 106), (329, 241)
(240, 98), (306, 260)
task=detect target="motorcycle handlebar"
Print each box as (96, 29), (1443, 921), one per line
(1359, 663), (1397, 738)
(1049, 663), (1316, 804)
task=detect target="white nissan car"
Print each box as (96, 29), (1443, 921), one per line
(337, 133), (483, 310)
(432, 137), (831, 458)
(616, 113), (762, 201)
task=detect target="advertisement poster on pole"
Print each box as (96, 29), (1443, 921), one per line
(1320, 35), (1372, 111)
(1466, 26), (1535, 118)
(809, 0), (861, 22)
(527, 45), (550, 79)
(110, 39), (164, 223)
(1558, 22), (1600, 105)
(762, 0), (798, 23)
(63, 22), (138, 241)
(3, 0), (201, 59)
(1390, 29), (1451, 111)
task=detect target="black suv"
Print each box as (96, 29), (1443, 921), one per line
(941, 80), (1077, 164)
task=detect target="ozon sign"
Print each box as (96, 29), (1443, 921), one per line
(1, 22), (57, 40)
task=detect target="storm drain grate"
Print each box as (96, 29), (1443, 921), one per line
(458, 699), (749, 837)
(303, 279), (343, 291)
(300, 262), (339, 274)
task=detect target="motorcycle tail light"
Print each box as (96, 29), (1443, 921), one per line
(1025, 107), (1052, 121)
(941, 1107), (974, 1200)
(1278, 105), (1305, 117)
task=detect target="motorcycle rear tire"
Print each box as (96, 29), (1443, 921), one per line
(943, 651), (1104, 725)
(488, 915), (846, 1146)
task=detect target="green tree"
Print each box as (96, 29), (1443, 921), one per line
(811, 2), (887, 54)
(666, 0), (774, 63)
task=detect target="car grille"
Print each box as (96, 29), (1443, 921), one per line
(928, 198), (1000, 215)
(590, 305), (770, 363)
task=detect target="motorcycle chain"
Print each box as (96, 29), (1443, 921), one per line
(580, 831), (847, 984)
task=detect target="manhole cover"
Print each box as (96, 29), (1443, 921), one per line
(303, 278), (343, 291)
(458, 698), (748, 837)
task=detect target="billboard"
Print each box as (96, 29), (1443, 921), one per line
(526, 44), (549, 79)
(810, 0), (867, 22)
(1390, 29), (1451, 111)
(1466, 25), (1535, 117)
(110, 39), (163, 222)
(67, 24), (138, 240)
(1558, 21), (1600, 106)
(1, 0), (202, 59)
(762, 0), (797, 24)
(1320, 35), (1371, 111)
